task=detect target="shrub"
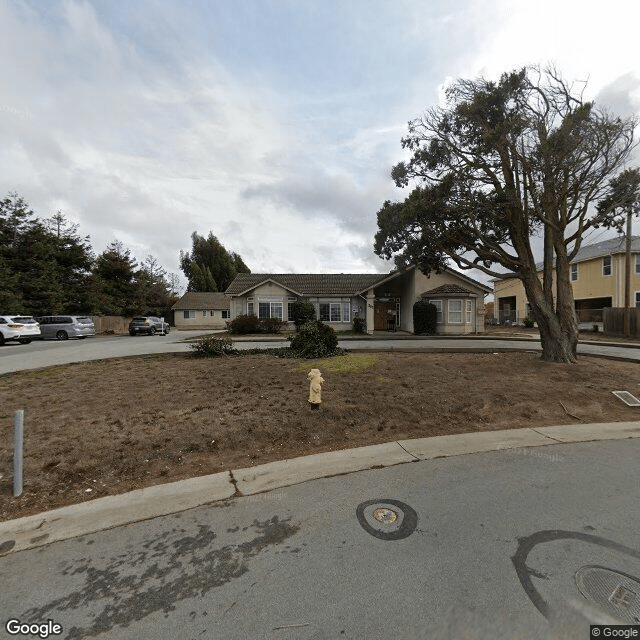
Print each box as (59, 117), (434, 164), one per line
(190, 335), (236, 357)
(413, 300), (437, 334)
(523, 317), (535, 328)
(352, 316), (367, 334)
(592, 323), (599, 333)
(260, 317), (287, 334)
(291, 300), (316, 331)
(226, 314), (261, 334)
(289, 319), (339, 358)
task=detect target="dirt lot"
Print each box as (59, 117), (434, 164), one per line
(1, 350), (639, 522)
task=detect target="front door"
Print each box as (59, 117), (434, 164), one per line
(374, 302), (397, 330)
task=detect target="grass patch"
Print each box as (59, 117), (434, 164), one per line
(295, 353), (380, 374)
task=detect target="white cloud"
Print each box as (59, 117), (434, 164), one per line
(1, 0), (638, 290)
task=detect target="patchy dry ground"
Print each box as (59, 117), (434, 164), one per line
(1, 350), (639, 521)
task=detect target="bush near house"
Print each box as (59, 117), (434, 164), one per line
(291, 300), (316, 331)
(413, 300), (438, 335)
(190, 335), (236, 357)
(226, 314), (262, 334)
(260, 317), (287, 334)
(289, 319), (340, 358)
(352, 316), (366, 334)
(226, 314), (287, 334)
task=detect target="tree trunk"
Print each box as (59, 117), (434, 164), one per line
(553, 237), (579, 362)
(521, 268), (578, 363)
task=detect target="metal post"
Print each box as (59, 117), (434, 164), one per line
(13, 410), (24, 498)
(624, 209), (632, 337)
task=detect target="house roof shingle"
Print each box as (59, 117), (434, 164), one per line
(493, 235), (640, 280)
(225, 273), (386, 296)
(226, 268), (491, 297)
(171, 292), (230, 310)
(570, 235), (640, 263)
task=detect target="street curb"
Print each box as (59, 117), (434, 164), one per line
(1, 421), (639, 557)
(0, 472), (234, 557)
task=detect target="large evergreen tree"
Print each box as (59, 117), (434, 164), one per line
(0, 197), (94, 315)
(133, 255), (178, 316)
(45, 212), (95, 314)
(0, 193), (34, 312)
(180, 231), (250, 292)
(93, 241), (138, 315)
(1, 192), (180, 318)
(375, 67), (639, 362)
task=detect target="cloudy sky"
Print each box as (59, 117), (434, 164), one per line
(2, 0), (639, 290)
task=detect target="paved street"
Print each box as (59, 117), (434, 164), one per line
(1, 438), (638, 639)
(2, 332), (640, 375)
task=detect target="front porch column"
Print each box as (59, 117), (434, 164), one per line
(366, 288), (375, 334)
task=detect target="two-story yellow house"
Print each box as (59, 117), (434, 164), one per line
(493, 235), (640, 324)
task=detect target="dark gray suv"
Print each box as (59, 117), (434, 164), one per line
(128, 316), (170, 336)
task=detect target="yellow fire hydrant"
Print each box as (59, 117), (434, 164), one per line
(307, 368), (324, 410)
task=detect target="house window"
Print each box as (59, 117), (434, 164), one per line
(287, 297), (297, 321)
(571, 264), (578, 281)
(319, 302), (350, 322)
(603, 256), (612, 276)
(448, 299), (463, 323)
(636, 292), (640, 308)
(465, 300), (472, 323)
(221, 310), (230, 319)
(203, 310), (207, 317)
(258, 300), (283, 320)
(636, 255), (640, 274)
(183, 310), (195, 319)
(247, 297), (254, 316)
(432, 300), (443, 323)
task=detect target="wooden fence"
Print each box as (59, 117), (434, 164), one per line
(91, 316), (133, 334)
(603, 307), (640, 337)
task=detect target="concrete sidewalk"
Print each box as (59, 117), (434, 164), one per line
(2, 420), (639, 557)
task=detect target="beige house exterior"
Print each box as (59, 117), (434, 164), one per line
(493, 236), (640, 324)
(225, 267), (490, 334)
(171, 292), (231, 329)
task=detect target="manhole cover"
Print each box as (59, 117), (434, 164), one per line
(356, 499), (417, 541)
(373, 508), (398, 524)
(575, 565), (640, 623)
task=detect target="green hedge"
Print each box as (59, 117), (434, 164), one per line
(413, 300), (438, 335)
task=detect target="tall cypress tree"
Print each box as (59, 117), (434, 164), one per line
(179, 231), (250, 292)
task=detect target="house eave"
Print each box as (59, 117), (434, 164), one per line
(227, 278), (304, 297)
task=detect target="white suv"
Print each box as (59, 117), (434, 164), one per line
(0, 315), (41, 345)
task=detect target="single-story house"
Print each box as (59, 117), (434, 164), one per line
(171, 292), (231, 330)
(225, 266), (491, 334)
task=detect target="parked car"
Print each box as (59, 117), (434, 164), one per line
(36, 316), (96, 340)
(128, 316), (170, 336)
(0, 315), (41, 345)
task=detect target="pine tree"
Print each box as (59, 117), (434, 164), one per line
(93, 241), (138, 315)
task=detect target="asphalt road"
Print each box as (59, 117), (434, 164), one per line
(1, 438), (638, 639)
(2, 332), (640, 375)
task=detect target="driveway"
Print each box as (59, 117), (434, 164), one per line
(0, 330), (215, 375)
(2, 332), (640, 375)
